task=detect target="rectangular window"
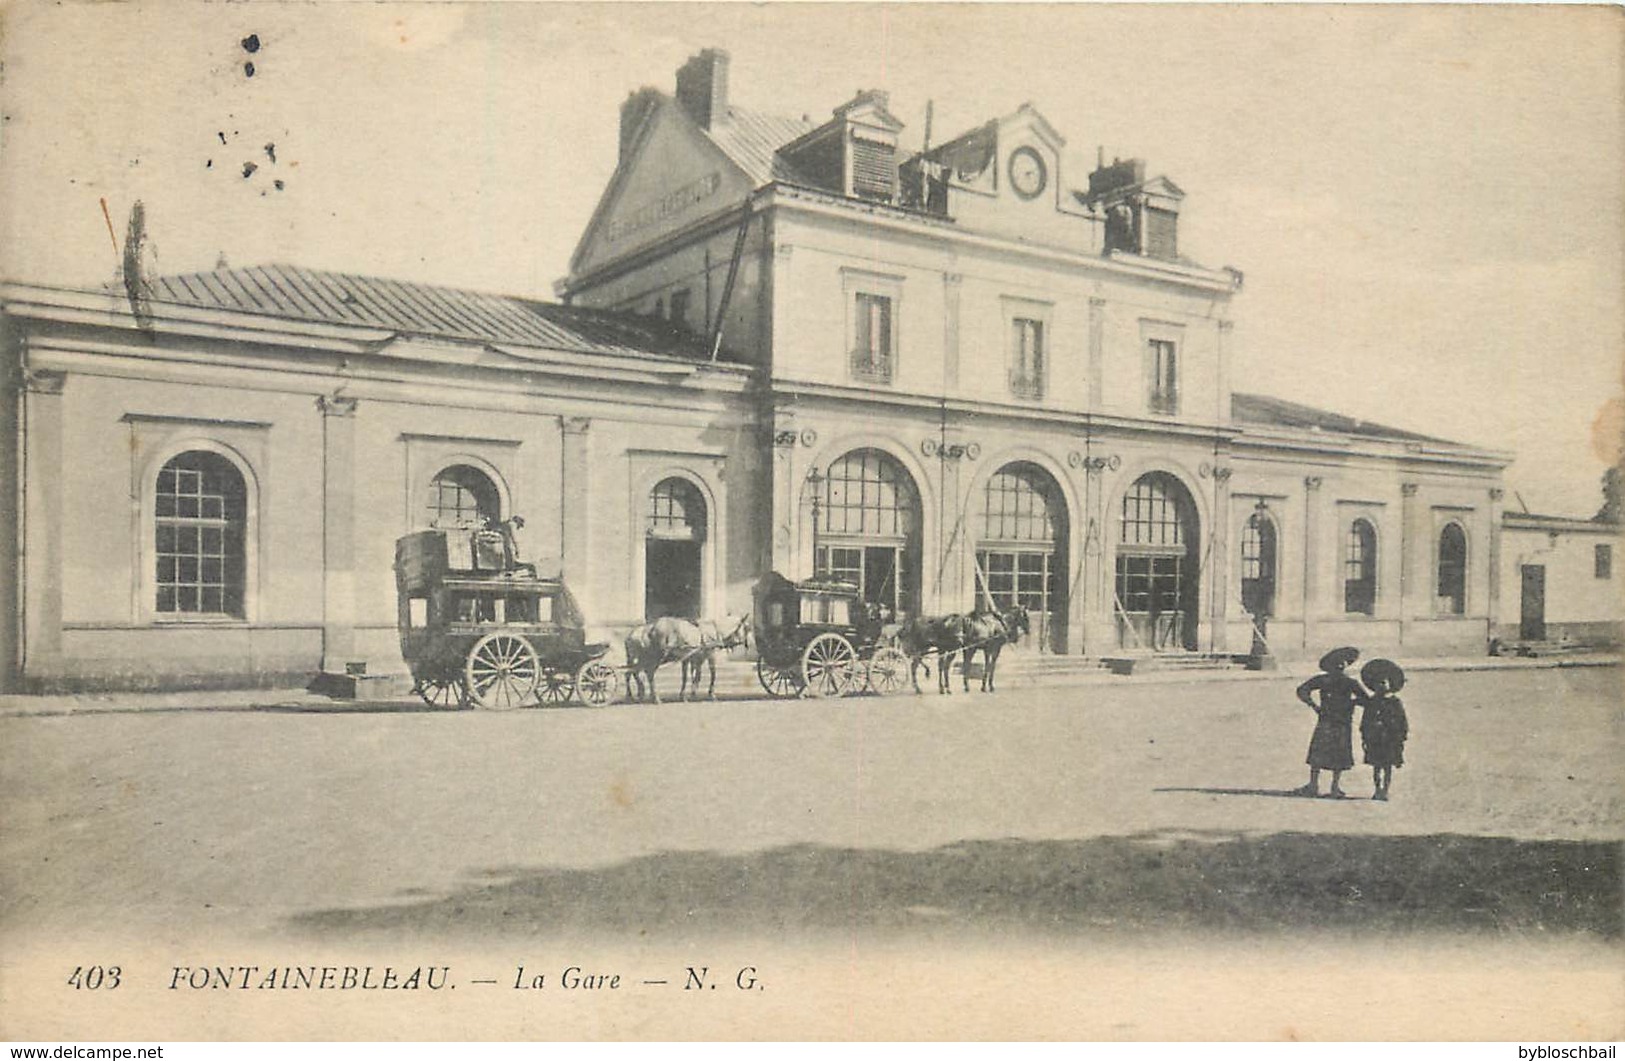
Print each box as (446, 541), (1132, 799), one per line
(1597, 543), (1613, 579)
(668, 288), (691, 331)
(1147, 338), (1179, 415)
(1008, 317), (1045, 399)
(850, 292), (894, 382)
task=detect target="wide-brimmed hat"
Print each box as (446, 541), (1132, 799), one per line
(1361, 658), (1406, 692)
(1318, 646), (1360, 672)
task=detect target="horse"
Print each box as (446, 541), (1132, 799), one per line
(624, 614), (751, 704)
(894, 613), (972, 695)
(958, 607), (1030, 693)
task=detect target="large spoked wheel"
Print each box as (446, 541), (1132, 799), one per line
(535, 665), (576, 706)
(416, 676), (468, 709)
(801, 633), (859, 699)
(464, 633), (540, 710)
(575, 660), (619, 707)
(864, 646), (910, 696)
(756, 656), (804, 699)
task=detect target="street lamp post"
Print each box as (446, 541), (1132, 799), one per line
(807, 467), (825, 579)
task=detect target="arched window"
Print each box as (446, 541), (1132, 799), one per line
(1345, 519), (1378, 615)
(980, 464), (1059, 543)
(1437, 522), (1467, 615)
(426, 465), (499, 529)
(814, 449), (921, 616)
(977, 463), (1066, 652)
(1240, 510), (1278, 617)
(155, 451), (247, 616)
(1115, 472), (1199, 651)
(820, 449), (917, 538)
(647, 477), (707, 541)
(1120, 474), (1185, 547)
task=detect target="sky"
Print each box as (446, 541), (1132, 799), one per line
(2, 3), (1620, 516)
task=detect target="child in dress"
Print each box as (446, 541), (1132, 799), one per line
(1294, 646), (1368, 798)
(1359, 658), (1409, 801)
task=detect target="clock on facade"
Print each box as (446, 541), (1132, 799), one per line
(1008, 145), (1047, 200)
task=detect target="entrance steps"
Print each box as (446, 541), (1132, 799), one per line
(1097, 652), (1250, 676)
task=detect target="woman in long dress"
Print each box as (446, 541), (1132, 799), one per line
(1294, 646), (1369, 798)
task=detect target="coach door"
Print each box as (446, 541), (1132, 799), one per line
(974, 462), (1067, 653)
(1114, 472), (1199, 651)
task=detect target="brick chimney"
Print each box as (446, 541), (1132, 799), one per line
(619, 86), (661, 165)
(675, 48), (729, 130)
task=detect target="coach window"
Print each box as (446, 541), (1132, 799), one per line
(154, 451), (247, 618)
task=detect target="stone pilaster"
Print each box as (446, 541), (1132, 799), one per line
(1302, 475), (1323, 646)
(560, 416), (593, 589)
(1487, 486), (1505, 633)
(1087, 297), (1107, 411)
(1399, 482), (1420, 624)
(21, 369), (66, 681)
(1077, 452), (1116, 655)
(943, 273), (962, 394)
(1207, 464), (1233, 652)
(318, 394), (358, 672)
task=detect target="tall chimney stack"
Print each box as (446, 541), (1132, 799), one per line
(675, 48), (729, 130)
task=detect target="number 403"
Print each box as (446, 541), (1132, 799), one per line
(68, 965), (121, 989)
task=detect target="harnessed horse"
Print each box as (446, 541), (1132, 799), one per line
(958, 607), (1031, 692)
(624, 614), (752, 704)
(895, 613), (972, 694)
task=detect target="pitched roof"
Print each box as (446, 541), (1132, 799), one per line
(135, 264), (719, 361)
(701, 104), (816, 186)
(1232, 391), (1455, 445)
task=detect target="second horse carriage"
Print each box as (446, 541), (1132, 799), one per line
(394, 521), (619, 710)
(751, 571), (911, 698)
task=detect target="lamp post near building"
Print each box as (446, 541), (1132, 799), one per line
(807, 467), (825, 579)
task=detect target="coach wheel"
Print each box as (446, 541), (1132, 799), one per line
(416, 677), (468, 709)
(575, 660), (619, 707)
(756, 657), (804, 699)
(535, 664), (576, 706)
(801, 633), (858, 698)
(465, 633), (540, 711)
(865, 646), (910, 696)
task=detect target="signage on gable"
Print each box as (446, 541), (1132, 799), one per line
(605, 171), (722, 244)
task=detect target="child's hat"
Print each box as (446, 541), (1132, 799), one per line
(1361, 658), (1406, 692)
(1319, 646), (1360, 671)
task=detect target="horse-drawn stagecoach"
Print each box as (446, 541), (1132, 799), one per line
(394, 524), (618, 710)
(750, 571), (911, 698)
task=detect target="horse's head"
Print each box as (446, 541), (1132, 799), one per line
(1004, 608), (1031, 641)
(722, 613), (752, 652)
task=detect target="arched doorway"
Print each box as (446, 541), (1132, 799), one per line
(645, 476), (707, 619)
(974, 462), (1067, 653)
(813, 448), (921, 619)
(1114, 472), (1199, 651)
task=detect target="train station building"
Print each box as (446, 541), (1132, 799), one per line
(1, 48), (1614, 691)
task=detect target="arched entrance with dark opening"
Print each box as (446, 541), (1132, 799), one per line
(1114, 471), (1200, 651)
(974, 461), (1068, 653)
(644, 476), (708, 619)
(813, 448), (921, 619)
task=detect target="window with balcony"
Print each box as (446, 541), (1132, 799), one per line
(1008, 317), (1045, 400)
(849, 291), (894, 383)
(1147, 337), (1179, 415)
